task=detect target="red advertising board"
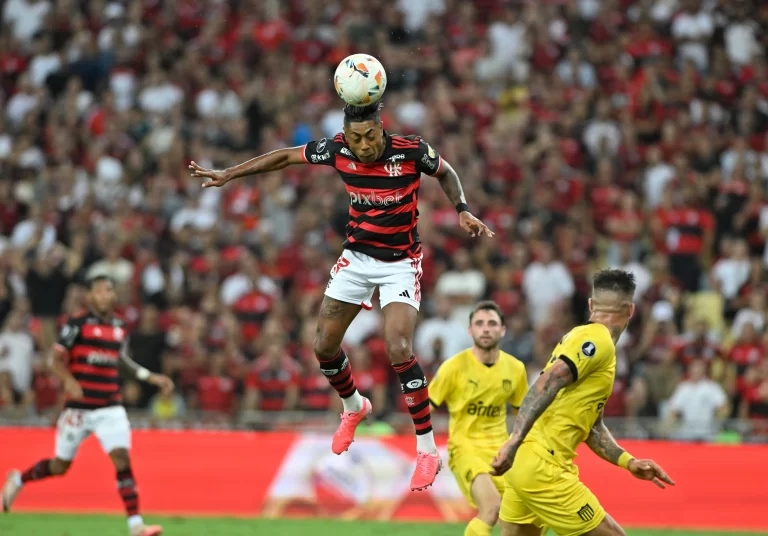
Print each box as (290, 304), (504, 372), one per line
(0, 428), (766, 530)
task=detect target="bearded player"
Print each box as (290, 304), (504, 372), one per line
(491, 269), (675, 536)
(190, 101), (493, 490)
(2, 276), (174, 536)
(429, 301), (528, 536)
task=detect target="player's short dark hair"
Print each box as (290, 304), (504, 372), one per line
(592, 269), (636, 297)
(469, 301), (505, 326)
(343, 101), (383, 125)
(86, 275), (115, 290)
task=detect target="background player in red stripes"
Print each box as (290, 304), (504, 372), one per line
(2, 276), (174, 536)
(190, 101), (494, 491)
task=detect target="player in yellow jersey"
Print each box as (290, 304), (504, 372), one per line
(429, 301), (529, 536)
(491, 269), (675, 536)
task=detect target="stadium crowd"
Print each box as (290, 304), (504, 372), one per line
(0, 0), (767, 440)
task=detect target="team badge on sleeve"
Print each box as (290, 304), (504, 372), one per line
(581, 341), (596, 358)
(59, 324), (79, 347)
(426, 144), (436, 158)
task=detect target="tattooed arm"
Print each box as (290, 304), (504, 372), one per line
(119, 339), (175, 394)
(587, 410), (677, 489)
(585, 410), (626, 466)
(434, 160), (467, 207)
(435, 160), (494, 238)
(491, 358), (575, 475)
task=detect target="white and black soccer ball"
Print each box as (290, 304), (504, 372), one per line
(333, 54), (387, 107)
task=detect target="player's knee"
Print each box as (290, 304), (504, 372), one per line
(50, 458), (72, 475)
(478, 500), (500, 525)
(109, 448), (131, 471)
(384, 333), (412, 363)
(312, 329), (340, 361)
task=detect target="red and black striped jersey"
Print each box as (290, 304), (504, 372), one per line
(302, 132), (443, 261)
(55, 312), (127, 410)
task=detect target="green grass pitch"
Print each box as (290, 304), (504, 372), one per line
(1, 515), (765, 536)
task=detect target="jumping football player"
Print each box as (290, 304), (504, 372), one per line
(429, 301), (528, 536)
(491, 269), (675, 536)
(2, 276), (174, 536)
(189, 101), (494, 490)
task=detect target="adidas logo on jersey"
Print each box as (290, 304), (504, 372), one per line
(347, 162), (357, 170)
(399, 290), (411, 299)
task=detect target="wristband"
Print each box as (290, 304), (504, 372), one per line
(136, 367), (151, 381)
(455, 202), (469, 214)
(618, 451), (634, 470)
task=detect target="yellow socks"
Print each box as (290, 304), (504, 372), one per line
(464, 517), (492, 536)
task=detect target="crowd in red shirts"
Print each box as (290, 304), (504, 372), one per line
(1, 0), (768, 439)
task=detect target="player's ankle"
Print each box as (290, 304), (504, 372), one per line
(416, 430), (437, 453)
(341, 391), (364, 413)
(127, 515), (143, 529)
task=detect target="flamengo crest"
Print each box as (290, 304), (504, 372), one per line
(384, 162), (402, 177)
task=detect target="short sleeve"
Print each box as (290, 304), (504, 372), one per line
(428, 359), (454, 407)
(414, 138), (442, 176)
(510, 363), (529, 408)
(558, 324), (615, 382)
(55, 319), (80, 353)
(303, 138), (336, 166)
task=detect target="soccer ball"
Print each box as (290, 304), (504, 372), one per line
(333, 54), (387, 107)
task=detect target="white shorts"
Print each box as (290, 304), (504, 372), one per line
(325, 249), (423, 311)
(55, 406), (132, 461)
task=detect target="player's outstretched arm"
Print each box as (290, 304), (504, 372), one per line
(587, 411), (676, 489)
(119, 341), (175, 395)
(491, 359), (575, 475)
(190, 146), (307, 188)
(434, 160), (494, 238)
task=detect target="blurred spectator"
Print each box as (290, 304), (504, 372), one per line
(148, 389), (188, 421)
(414, 295), (472, 364)
(711, 238), (751, 316)
(732, 289), (767, 339)
(86, 241), (134, 284)
(244, 339), (299, 412)
(739, 359), (768, 426)
(0, 309), (34, 410)
(522, 242), (574, 328)
(500, 313), (534, 367)
(435, 248), (486, 325)
(664, 360), (729, 441)
(195, 351), (240, 416)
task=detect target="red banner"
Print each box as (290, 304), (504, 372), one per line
(1, 428), (766, 530)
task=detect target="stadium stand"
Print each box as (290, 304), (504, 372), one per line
(0, 0), (767, 442)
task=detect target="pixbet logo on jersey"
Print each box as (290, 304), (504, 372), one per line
(349, 190), (403, 206)
(87, 352), (116, 365)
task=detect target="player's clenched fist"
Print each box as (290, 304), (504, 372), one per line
(490, 439), (519, 476)
(628, 459), (676, 489)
